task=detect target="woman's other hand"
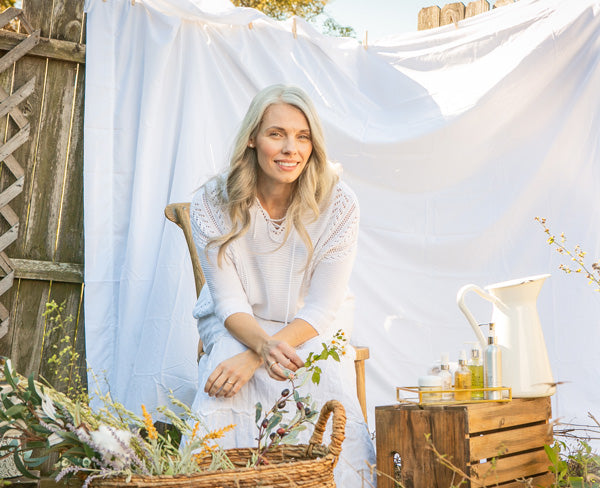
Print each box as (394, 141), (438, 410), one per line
(260, 339), (304, 381)
(205, 350), (262, 398)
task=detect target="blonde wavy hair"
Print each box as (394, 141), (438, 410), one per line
(208, 84), (339, 265)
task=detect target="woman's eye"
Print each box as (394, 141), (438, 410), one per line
(299, 134), (311, 141)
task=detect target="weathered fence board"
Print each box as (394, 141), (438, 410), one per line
(0, 0), (86, 395)
(419, 0), (517, 30)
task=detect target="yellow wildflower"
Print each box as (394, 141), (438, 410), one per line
(190, 421), (200, 441)
(141, 404), (158, 440)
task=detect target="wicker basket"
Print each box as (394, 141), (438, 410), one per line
(92, 400), (346, 488)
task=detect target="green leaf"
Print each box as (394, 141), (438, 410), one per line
(5, 404), (27, 417)
(329, 350), (340, 362)
(24, 455), (49, 468)
(311, 370), (320, 385)
(544, 444), (558, 466)
(28, 375), (41, 404)
(266, 412), (282, 432)
(568, 477), (584, 488)
(255, 402), (262, 424)
(12, 450), (39, 479)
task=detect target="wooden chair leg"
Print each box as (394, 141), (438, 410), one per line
(354, 346), (370, 423)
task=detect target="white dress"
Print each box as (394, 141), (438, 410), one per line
(189, 176), (376, 486)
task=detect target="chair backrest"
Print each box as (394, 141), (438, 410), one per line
(164, 202), (205, 297)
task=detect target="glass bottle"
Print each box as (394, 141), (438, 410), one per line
(438, 352), (453, 401)
(467, 343), (484, 400)
(454, 350), (472, 401)
(485, 323), (502, 400)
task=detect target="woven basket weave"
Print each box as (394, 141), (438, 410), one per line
(92, 400), (346, 488)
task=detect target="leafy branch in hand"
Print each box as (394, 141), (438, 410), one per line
(253, 329), (347, 465)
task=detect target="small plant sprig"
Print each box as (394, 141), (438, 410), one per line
(42, 300), (88, 404)
(253, 330), (347, 465)
(535, 217), (600, 292)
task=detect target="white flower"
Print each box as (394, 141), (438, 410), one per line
(90, 425), (133, 467)
(48, 433), (63, 446)
(40, 394), (58, 421)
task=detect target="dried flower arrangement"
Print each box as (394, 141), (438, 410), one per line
(0, 302), (347, 486)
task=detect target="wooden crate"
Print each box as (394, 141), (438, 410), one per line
(375, 397), (554, 488)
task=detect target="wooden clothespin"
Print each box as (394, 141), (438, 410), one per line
(131, 0), (136, 5)
(248, 21), (253, 29)
(292, 17), (297, 39)
(363, 30), (368, 50)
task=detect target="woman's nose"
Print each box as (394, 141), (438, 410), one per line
(282, 137), (297, 153)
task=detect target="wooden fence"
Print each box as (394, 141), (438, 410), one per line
(0, 0), (85, 392)
(418, 0), (518, 30)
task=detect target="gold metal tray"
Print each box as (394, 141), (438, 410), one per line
(396, 386), (512, 406)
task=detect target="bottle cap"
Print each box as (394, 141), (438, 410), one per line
(440, 352), (449, 365)
(418, 375), (442, 387)
(465, 341), (481, 359)
(458, 349), (467, 363)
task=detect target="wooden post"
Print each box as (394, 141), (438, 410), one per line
(494, 0), (514, 7)
(441, 2), (466, 27)
(466, 0), (490, 18)
(418, 6), (441, 30)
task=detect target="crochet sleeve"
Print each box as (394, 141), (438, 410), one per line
(190, 183), (253, 323)
(294, 183), (359, 336)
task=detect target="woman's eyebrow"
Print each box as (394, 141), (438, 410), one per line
(264, 125), (311, 133)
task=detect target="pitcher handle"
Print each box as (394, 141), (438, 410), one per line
(456, 284), (495, 349)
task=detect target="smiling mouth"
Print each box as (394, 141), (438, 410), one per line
(276, 161), (299, 168)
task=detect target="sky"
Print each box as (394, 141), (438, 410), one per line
(324, 0), (442, 39)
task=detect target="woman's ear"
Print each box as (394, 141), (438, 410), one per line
(248, 139), (255, 148)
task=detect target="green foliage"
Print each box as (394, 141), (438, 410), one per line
(253, 329), (347, 464)
(42, 301), (88, 404)
(232, 0), (356, 37)
(545, 440), (600, 487)
(233, 0), (326, 21)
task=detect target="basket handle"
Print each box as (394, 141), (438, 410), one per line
(308, 400), (346, 463)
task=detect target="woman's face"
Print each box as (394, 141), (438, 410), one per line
(249, 103), (313, 192)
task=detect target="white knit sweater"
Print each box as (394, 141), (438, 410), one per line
(190, 176), (360, 341)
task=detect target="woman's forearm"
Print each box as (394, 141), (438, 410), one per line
(224, 313), (318, 354)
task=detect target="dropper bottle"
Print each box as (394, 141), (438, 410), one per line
(454, 350), (472, 401)
(466, 342), (484, 400)
(438, 352), (453, 401)
(484, 323), (502, 400)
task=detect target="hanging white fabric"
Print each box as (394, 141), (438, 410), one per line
(83, 0), (600, 434)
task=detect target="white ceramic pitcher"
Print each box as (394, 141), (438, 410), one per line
(456, 274), (555, 397)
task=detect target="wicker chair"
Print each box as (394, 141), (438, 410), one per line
(165, 202), (370, 423)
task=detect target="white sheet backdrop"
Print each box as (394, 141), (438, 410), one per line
(84, 0), (600, 433)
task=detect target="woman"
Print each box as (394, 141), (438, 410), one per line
(190, 84), (375, 485)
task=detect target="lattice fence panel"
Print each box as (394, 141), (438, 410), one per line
(0, 8), (38, 339)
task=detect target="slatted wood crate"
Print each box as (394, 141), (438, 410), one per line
(376, 397), (554, 488)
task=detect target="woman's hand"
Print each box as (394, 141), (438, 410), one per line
(260, 339), (304, 381)
(204, 349), (262, 398)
